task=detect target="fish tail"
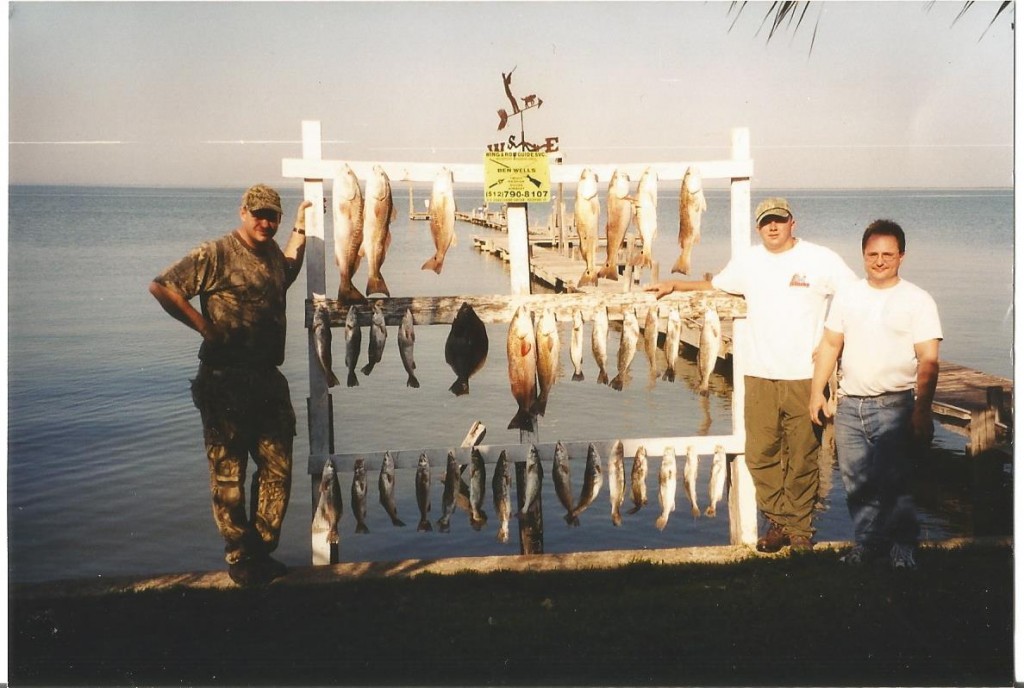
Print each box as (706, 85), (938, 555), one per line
(571, 371), (585, 382)
(597, 369), (609, 385)
(366, 275), (390, 297)
(609, 375), (624, 391)
(407, 374), (421, 389)
(655, 513), (669, 531)
(347, 370), (360, 387)
(699, 384), (710, 396)
(564, 512), (580, 527)
(337, 282), (367, 304)
(360, 362), (375, 375)
(631, 253), (653, 269)
(355, 523), (370, 534)
(531, 396), (548, 417)
(507, 409), (535, 433)
(597, 264), (619, 281)
(626, 504), (642, 515)
(662, 368), (676, 382)
(391, 517), (407, 527)
(418, 519), (433, 533)
(449, 377), (470, 396)
(437, 518), (450, 533)
(671, 253), (691, 275)
(497, 525), (509, 543)
(327, 527), (340, 545)
(421, 255), (444, 274)
(691, 506), (701, 519)
(577, 269), (598, 287)
(612, 511), (622, 527)
(705, 505), (717, 518)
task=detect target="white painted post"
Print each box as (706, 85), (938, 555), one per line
(299, 121), (335, 565)
(727, 126), (758, 547)
(507, 204), (531, 296)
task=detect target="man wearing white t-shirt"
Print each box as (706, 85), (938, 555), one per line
(648, 198), (856, 553)
(809, 220), (942, 570)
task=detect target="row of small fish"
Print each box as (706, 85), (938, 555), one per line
(572, 303), (722, 394)
(573, 165), (707, 288)
(312, 452), (408, 543)
(312, 443), (729, 544)
(333, 165), (459, 304)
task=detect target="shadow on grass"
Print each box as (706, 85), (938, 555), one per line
(10, 542), (1012, 686)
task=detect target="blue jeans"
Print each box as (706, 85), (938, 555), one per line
(835, 390), (919, 550)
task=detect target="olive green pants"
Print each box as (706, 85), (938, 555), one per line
(191, 364), (297, 565)
(744, 376), (821, 539)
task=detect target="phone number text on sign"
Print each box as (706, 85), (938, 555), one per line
(484, 152), (551, 204)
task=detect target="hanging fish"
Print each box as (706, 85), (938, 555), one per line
(673, 165), (707, 275)
(706, 446), (727, 518)
(351, 458), (369, 534)
(362, 165), (395, 297)
(574, 168), (600, 287)
(398, 308), (419, 389)
(415, 453), (432, 532)
(698, 305), (722, 395)
(610, 307), (640, 391)
(437, 451), (459, 533)
(519, 444), (544, 517)
(361, 300), (387, 376)
(552, 441), (577, 526)
(631, 167), (658, 270)
(570, 310), (585, 381)
(311, 459), (343, 545)
(311, 295), (340, 387)
(643, 306), (659, 378)
(445, 302), (489, 396)
(378, 451), (405, 527)
(507, 305), (538, 433)
(662, 306), (681, 382)
(598, 169), (632, 281)
(533, 308), (559, 416)
(683, 445), (701, 519)
(655, 447), (677, 531)
(344, 306), (362, 388)
(591, 306), (610, 385)
(468, 448), (488, 531)
(422, 167), (457, 274)
(492, 450), (512, 544)
(608, 440), (625, 527)
(333, 164), (366, 304)
(627, 445), (648, 515)
(569, 443), (603, 523)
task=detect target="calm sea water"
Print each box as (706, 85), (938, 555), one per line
(7, 185), (1013, 584)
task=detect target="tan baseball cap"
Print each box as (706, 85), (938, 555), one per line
(242, 184), (283, 214)
(755, 197), (792, 225)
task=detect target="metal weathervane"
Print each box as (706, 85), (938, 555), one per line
(488, 67), (559, 153)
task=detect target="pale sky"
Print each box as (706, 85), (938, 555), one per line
(7, 1), (1015, 189)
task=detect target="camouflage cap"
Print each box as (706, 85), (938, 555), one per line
(242, 184), (283, 214)
(755, 197), (792, 225)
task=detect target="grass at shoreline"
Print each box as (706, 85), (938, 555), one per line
(9, 542), (1012, 687)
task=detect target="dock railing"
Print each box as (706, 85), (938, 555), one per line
(283, 120), (758, 565)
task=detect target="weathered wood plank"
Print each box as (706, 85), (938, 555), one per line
(282, 158), (754, 185)
(305, 291), (747, 329)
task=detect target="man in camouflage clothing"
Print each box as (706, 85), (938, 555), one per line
(150, 184), (311, 586)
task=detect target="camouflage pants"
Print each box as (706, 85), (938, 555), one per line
(191, 364), (297, 565)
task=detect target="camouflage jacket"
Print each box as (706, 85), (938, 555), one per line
(155, 232), (300, 368)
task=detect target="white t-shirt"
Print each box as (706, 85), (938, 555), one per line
(825, 278), (943, 397)
(712, 238), (856, 380)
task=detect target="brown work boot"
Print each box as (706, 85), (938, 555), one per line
(756, 522), (790, 553)
(789, 535), (814, 552)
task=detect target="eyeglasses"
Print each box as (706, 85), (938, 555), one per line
(250, 208), (282, 223)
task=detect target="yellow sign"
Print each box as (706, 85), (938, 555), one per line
(484, 152), (550, 203)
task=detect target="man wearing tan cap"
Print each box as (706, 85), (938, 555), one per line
(648, 197), (855, 553)
(150, 184), (312, 586)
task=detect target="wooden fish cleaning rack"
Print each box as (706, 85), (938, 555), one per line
(283, 121), (757, 565)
